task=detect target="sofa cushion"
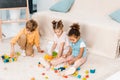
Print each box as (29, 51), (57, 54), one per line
(49, 0), (75, 13)
(109, 9), (120, 23)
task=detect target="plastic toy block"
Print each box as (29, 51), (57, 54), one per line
(1, 54), (18, 63)
(1, 55), (5, 59)
(38, 62), (43, 67)
(38, 62), (41, 64)
(63, 75), (68, 78)
(4, 54), (9, 59)
(16, 52), (21, 56)
(54, 70), (58, 73)
(77, 75), (81, 79)
(45, 76), (48, 79)
(54, 68), (58, 70)
(12, 57), (17, 61)
(64, 65), (68, 68)
(82, 77), (87, 80)
(58, 67), (66, 71)
(9, 58), (13, 62)
(72, 71), (79, 76)
(51, 66), (54, 70)
(42, 73), (45, 75)
(3, 59), (9, 63)
(52, 51), (57, 58)
(38, 64), (44, 68)
(76, 67), (81, 71)
(85, 75), (89, 78)
(31, 77), (35, 80)
(85, 70), (89, 74)
(44, 54), (53, 61)
(90, 69), (96, 74)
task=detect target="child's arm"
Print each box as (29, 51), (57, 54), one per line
(75, 47), (84, 60)
(51, 42), (57, 54)
(10, 29), (24, 56)
(10, 43), (15, 57)
(62, 47), (72, 58)
(34, 29), (44, 53)
(37, 46), (44, 53)
(68, 47), (84, 65)
(57, 42), (65, 57)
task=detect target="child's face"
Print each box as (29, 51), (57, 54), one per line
(26, 27), (31, 34)
(54, 29), (63, 37)
(69, 35), (79, 43)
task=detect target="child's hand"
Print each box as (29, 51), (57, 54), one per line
(68, 60), (74, 65)
(10, 53), (15, 58)
(10, 50), (15, 57)
(57, 54), (62, 58)
(62, 54), (67, 58)
(38, 50), (44, 53)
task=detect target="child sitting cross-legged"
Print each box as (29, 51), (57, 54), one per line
(51, 23), (87, 76)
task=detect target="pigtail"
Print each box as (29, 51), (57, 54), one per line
(58, 20), (63, 28)
(52, 20), (63, 29)
(70, 23), (80, 30)
(52, 20), (56, 25)
(52, 20), (57, 29)
(68, 23), (80, 38)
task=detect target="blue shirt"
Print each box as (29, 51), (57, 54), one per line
(70, 38), (87, 57)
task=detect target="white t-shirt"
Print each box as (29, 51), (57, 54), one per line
(53, 31), (69, 53)
(80, 41), (86, 48)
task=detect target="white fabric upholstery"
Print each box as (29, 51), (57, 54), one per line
(32, 0), (120, 59)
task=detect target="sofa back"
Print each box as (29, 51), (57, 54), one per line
(70, 0), (120, 17)
(32, 0), (120, 59)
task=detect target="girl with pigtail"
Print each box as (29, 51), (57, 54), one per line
(51, 23), (87, 76)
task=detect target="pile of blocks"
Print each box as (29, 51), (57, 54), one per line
(1, 52), (20, 63)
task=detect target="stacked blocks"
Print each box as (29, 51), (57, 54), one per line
(1, 54), (18, 63)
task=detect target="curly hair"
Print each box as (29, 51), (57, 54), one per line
(26, 19), (38, 32)
(68, 23), (80, 38)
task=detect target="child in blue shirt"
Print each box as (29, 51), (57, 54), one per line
(51, 23), (87, 76)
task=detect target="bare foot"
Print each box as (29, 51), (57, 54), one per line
(31, 54), (34, 57)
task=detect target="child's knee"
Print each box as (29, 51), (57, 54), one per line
(25, 49), (34, 56)
(17, 34), (26, 48)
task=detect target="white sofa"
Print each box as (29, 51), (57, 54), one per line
(32, 0), (120, 59)
(32, 0), (120, 80)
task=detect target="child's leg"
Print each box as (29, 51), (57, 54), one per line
(72, 57), (87, 69)
(17, 34), (26, 50)
(51, 55), (74, 66)
(51, 57), (65, 66)
(25, 43), (34, 56)
(61, 57), (87, 76)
